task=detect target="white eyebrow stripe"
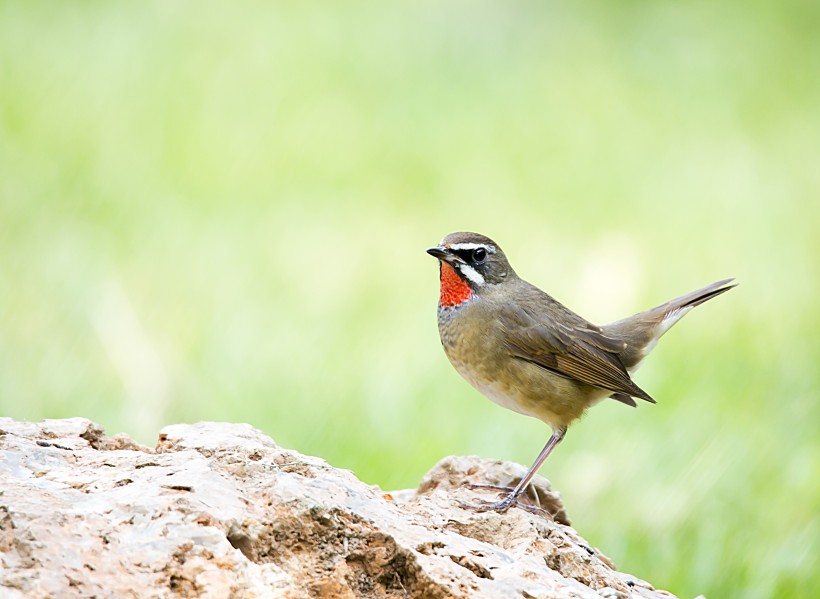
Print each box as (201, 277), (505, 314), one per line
(458, 263), (485, 286)
(447, 243), (496, 253)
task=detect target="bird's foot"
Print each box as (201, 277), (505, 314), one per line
(463, 483), (516, 493)
(458, 490), (550, 516)
(458, 495), (516, 513)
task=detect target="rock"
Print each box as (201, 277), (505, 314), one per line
(0, 418), (676, 598)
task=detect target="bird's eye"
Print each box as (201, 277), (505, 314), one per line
(472, 248), (487, 263)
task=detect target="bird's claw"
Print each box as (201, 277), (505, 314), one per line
(460, 484), (552, 516)
(458, 497), (516, 513)
(459, 496), (551, 516)
(462, 483), (517, 493)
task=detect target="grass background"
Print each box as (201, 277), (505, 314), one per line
(1, 1), (818, 597)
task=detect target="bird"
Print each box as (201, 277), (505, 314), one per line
(427, 231), (735, 514)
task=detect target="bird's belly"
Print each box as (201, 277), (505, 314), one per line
(445, 344), (609, 428)
(463, 372), (535, 417)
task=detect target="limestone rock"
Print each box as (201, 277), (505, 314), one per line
(0, 418), (676, 598)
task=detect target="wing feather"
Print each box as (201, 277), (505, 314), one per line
(499, 304), (655, 403)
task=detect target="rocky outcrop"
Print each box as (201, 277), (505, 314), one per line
(0, 418), (675, 598)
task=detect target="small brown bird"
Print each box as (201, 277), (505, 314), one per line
(427, 232), (735, 513)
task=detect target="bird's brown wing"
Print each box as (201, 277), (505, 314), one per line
(499, 304), (655, 403)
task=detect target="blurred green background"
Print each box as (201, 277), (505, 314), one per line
(1, 1), (818, 597)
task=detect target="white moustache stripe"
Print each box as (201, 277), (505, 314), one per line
(458, 263), (485, 286)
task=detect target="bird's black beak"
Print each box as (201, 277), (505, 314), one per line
(426, 246), (463, 264)
(426, 246), (448, 260)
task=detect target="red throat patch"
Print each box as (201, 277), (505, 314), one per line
(438, 262), (473, 308)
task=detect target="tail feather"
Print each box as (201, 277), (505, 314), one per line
(670, 277), (737, 311)
(604, 278), (736, 371)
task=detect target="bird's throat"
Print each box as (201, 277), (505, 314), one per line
(439, 262), (473, 308)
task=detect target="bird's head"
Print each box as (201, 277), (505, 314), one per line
(427, 232), (515, 308)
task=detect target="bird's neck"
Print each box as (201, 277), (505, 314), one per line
(439, 262), (474, 308)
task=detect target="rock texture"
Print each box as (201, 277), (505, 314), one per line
(0, 418), (676, 598)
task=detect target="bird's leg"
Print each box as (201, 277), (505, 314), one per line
(460, 426), (566, 514)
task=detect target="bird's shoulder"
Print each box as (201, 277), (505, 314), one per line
(496, 280), (625, 352)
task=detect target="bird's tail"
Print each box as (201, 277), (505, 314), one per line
(604, 278), (737, 371)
